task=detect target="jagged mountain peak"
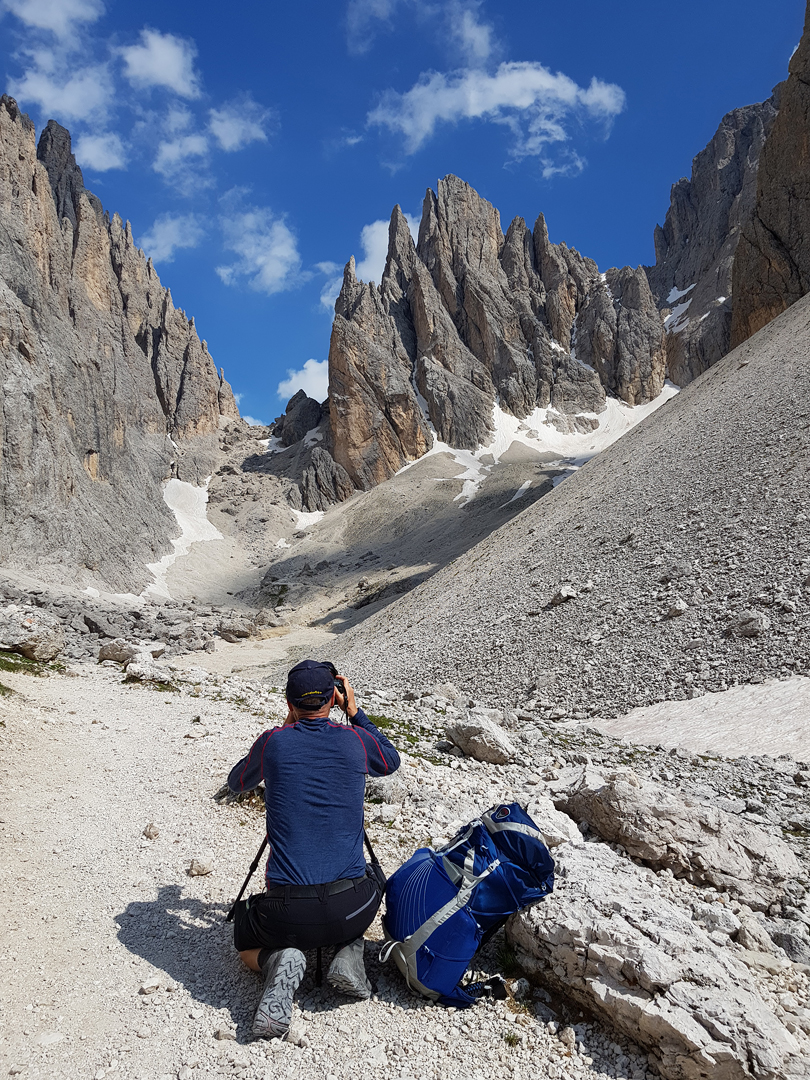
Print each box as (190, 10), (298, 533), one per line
(0, 96), (241, 590)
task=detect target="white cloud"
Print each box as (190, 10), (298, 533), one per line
(277, 359), (329, 403)
(241, 414), (267, 427)
(346, 0), (399, 54)
(446, 1), (495, 65)
(346, 0), (496, 64)
(318, 212), (419, 311)
(368, 61), (625, 161)
(138, 212), (204, 263)
(8, 58), (112, 121)
(120, 28), (201, 99)
(208, 95), (272, 151)
(153, 133), (208, 176)
(1, 0), (103, 39)
(74, 130), (125, 170)
(165, 104), (193, 133)
(217, 196), (303, 295)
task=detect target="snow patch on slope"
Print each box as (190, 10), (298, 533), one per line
(399, 381), (680, 505)
(142, 479), (223, 601)
(597, 677), (810, 762)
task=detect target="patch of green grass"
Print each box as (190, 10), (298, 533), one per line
(0, 650), (46, 676)
(367, 712), (394, 728)
(503, 1030), (520, 1047)
(495, 940), (522, 978)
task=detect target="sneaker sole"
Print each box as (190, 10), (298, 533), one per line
(327, 962), (372, 1000)
(253, 949), (306, 1039)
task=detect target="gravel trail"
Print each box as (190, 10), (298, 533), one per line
(0, 663), (653, 1080)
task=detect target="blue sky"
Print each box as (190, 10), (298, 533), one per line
(0, 0), (804, 424)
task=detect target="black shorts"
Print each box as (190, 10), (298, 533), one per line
(233, 872), (382, 953)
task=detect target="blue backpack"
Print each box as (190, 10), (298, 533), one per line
(380, 803), (555, 1007)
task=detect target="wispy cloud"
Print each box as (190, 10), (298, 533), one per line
(348, 1), (623, 177)
(346, 0), (399, 54)
(217, 192), (303, 295)
(368, 61), (626, 170)
(138, 212), (204, 263)
(153, 132), (209, 177)
(2, 8), (275, 194)
(1, 0), (104, 39)
(74, 130), (125, 170)
(446, 0), (496, 65)
(208, 94), (273, 151)
(346, 0), (497, 64)
(119, 28), (201, 98)
(277, 358), (329, 402)
(7, 57), (112, 120)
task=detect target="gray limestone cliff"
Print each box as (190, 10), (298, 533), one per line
(325, 177), (667, 492)
(315, 102), (782, 496)
(732, 1), (810, 346)
(645, 95), (780, 384)
(0, 97), (240, 591)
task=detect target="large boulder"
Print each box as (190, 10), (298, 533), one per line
(98, 638), (164, 664)
(507, 840), (806, 1080)
(445, 714), (515, 764)
(556, 768), (799, 910)
(0, 604), (64, 661)
(217, 617), (254, 642)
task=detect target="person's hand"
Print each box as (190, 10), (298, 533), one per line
(335, 675), (358, 719)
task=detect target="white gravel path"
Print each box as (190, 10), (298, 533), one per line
(0, 664), (651, 1080)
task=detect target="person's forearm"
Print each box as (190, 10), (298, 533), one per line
(227, 731), (270, 791)
(352, 711), (401, 773)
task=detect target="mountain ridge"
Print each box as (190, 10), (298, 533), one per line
(269, 89), (781, 511)
(0, 96), (241, 591)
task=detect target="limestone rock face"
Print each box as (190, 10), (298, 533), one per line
(556, 768), (800, 910)
(0, 98), (239, 591)
(326, 178), (641, 490)
(732, 6), (810, 345)
(329, 246), (433, 489)
(645, 95), (779, 385)
(575, 266), (666, 405)
(508, 841), (804, 1080)
(273, 390), (324, 447)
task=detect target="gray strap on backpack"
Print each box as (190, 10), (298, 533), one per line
(379, 859), (501, 989)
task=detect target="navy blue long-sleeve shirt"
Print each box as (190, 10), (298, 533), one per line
(227, 709), (400, 887)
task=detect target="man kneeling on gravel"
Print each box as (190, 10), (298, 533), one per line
(227, 660), (400, 1039)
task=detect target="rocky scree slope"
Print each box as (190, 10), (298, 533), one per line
(333, 291), (810, 719)
(0, 97), (240, 592)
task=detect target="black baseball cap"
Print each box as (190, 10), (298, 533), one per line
(286, 660), (335, 709)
